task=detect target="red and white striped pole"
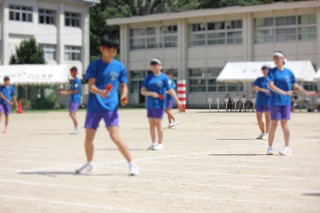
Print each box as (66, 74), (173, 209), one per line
(177, 80), (186, 112)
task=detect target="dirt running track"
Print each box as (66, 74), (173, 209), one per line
(0, 109), (319, 213)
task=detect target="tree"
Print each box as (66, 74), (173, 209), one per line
(10, 37), (45, 64)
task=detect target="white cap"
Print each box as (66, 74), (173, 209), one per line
(273, 51), (285, 58)
(150, 58), (161, 65)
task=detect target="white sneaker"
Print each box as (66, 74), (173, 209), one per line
(147, 143), (157, 150)
(71, 127), (80, 135)
(256, 133), (264, 140)
(279, 148), (292, 156)
(129, 162), (139, 176)
(75, 162), (96, 174)
(262, 133), (268, 140)
(267, 147), (274, 155)
(153, 144), (164, 151)
(169, 120), (179, 128)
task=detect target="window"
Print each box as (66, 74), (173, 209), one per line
(130, 29), (146, 50)
(188, 67), (223, 92)
(254, 14), (317, 43)
(130, 25), (178, 50)
(65, 12), (81, 27)
(189, 20), (243, 46)
(161, 25), (178, 48)
(40, 44), (56, 61)
(39, 9), (55, 25)
(64, 46), (81, 61)
(303, 83), (318, 91)
(9, 5), (33, 22)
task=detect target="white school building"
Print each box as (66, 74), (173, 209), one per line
(107, 1), (320, 107)
(0, 0), (98, 75)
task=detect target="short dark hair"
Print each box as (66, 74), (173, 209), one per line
(4, 76), (10, 81)
(70, 66), (78, 72)
(100, 35), (119, 49)
(261, 65), (269, 70)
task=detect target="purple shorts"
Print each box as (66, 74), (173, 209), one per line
(166, 99), (174, 109)
(0, 103), (11, 115)
(84, 111), (119, 129)
(256, 105), (271, 112)
(69, 102), (80, 113)
(147, 109), (165, 119)
(270, 106), (291, 120)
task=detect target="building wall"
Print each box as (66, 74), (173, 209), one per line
(0, 0), (91, 106)
(122, 7), (320, 107)
(0, 0), (89, 75)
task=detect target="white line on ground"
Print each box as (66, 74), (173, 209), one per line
(139, 161), (315, 172)
(0, 179), (319, 210)
(0, 194), (162, 213)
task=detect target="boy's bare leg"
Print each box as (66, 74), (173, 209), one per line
(268, 120), (278, 147)
(281, 120), (290, 147)
(108, 126), (132, 162)
(85, 128), (96, 162)
(154, 119), (163, 144)
(69, 112), (78, 128)
(148, 118), (156, 143)
(256, 112), (265, 133)
(265, 112), (271, 134)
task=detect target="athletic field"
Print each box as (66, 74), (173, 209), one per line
(0, 109), (319, 213)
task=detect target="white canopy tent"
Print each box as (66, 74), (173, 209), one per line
(315, 69), (320, 81)
(0, 65), (69, 85)
(217, 61), (316, 83)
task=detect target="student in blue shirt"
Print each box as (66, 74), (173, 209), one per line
(59, 67), (82, 134)
(266, 51), (317, 156)
(0, 76), (18, 133)
(165, 71), (179, 129)
(75, 35), (139, 176)
(252, 65), (271, 140)
(141, 58), (182, 151)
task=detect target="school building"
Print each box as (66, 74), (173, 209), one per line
(0, 0), (98, 75)
(107, 1), (320, 107)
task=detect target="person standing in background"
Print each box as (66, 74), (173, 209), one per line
(252, 65), (271, 140)
(59, 67), (82, 134)
(0, 76), (18, 133)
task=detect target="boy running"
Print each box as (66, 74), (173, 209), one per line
(252, 65), (271, 140)
(75, 35), (139, 176)
(141, 58), (183, 151)
(0, 76), (18, 133)
(165, 71), (179, 129)
(266, 51), (317, 156)
(59, 67), (82, 134)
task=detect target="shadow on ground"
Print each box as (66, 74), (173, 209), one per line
(216, 138), (257, 141)
(209, 154), (266, 156)
(302, 193), (320, 197)
(19, 171), (122, 178)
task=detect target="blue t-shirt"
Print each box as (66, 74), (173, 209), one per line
(70, 78), (82, 104)
(252, 77), (270, 106)
(141, 73), (173, 109)
(85, 59), (127, 112)
(166, 79), (176, 102)
(266, 67), (296, 106)
(0, 85), (16, 105)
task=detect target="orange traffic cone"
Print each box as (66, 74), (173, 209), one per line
(17, 100), (23, 113)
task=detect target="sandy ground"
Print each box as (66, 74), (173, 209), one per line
(0, 109), (319, 213)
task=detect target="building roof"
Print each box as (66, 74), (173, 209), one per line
(217, 61), (316, 83)
(107, 0), (320, 25)
(82, 0), (100, 3)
